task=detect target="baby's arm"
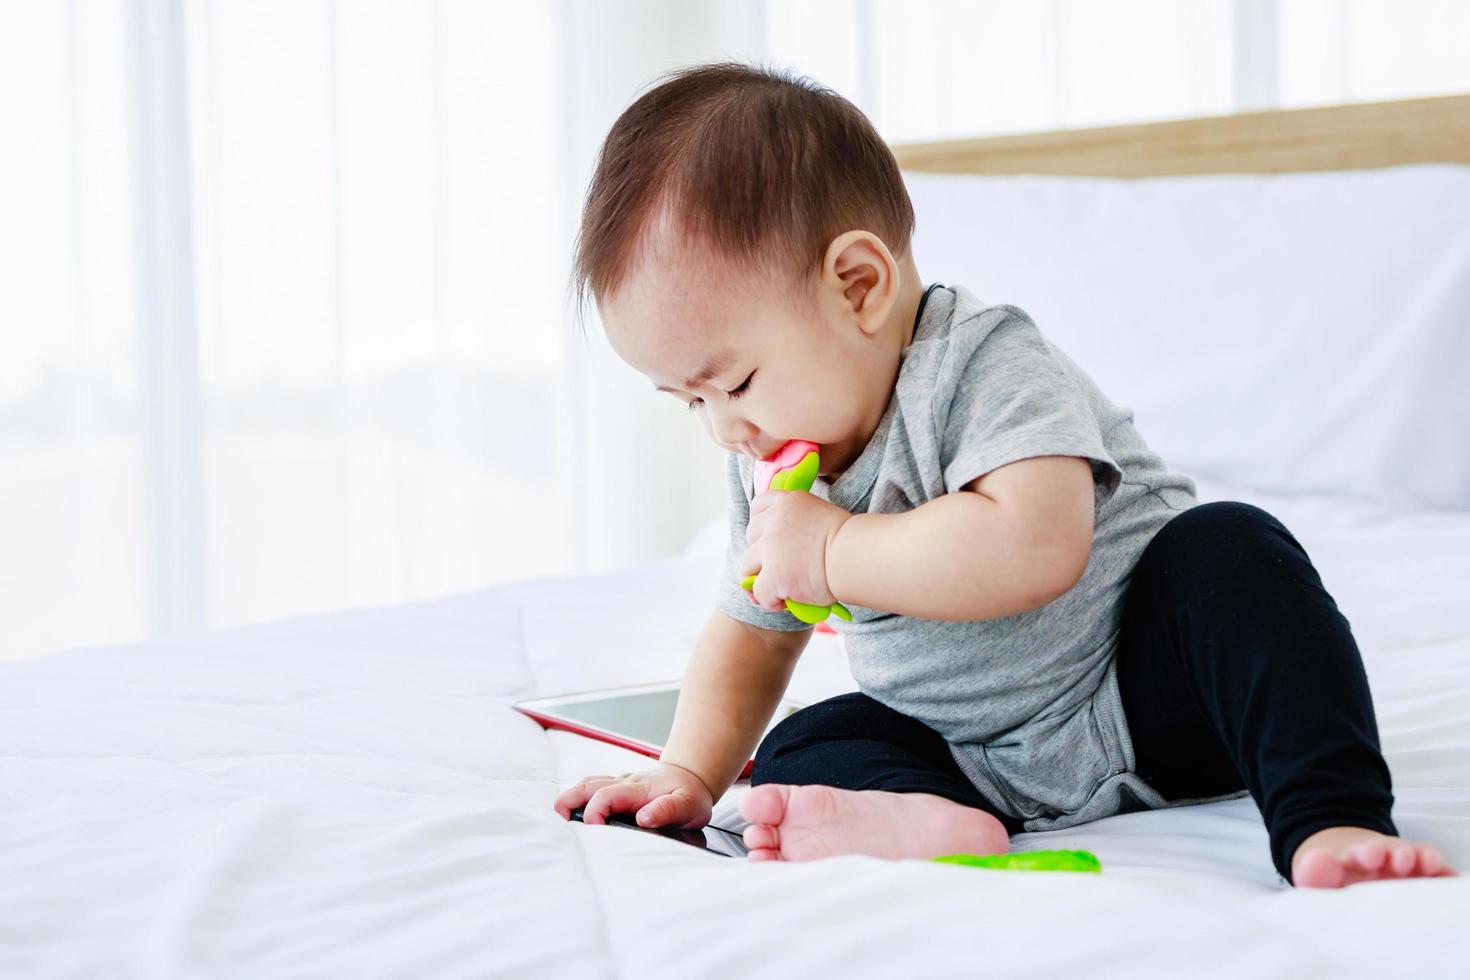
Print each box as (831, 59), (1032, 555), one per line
(827, 455), (1095, 621)
(660, 610), (811, 798)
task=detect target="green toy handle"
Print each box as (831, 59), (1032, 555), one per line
(739, 444), (852, 625)
(930, 849), (1102, 873)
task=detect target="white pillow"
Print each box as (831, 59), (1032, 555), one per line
(904, 164), (1470, 510)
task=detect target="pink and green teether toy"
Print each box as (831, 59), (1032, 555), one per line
(739, 439), (853, 625)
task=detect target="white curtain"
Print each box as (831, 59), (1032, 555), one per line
(5, 0), (1468, 662)
(1, 0), (759, 661)
(765, 0), (1470, 140)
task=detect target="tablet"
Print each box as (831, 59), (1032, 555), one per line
(512, 680), (806, 779)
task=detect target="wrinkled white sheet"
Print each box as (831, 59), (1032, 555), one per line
(2, 480), (1466, 978)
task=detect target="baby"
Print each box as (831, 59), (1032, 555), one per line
(553, 62), (1455, 888)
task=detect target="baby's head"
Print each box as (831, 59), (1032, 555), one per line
(573, 62), (921, 477)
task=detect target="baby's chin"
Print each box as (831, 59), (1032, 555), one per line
(815, 439), (858, 478)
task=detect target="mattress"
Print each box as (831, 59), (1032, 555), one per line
(2, 478), (1466, 977)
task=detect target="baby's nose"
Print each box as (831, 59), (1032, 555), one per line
(710, 416), (756, 447)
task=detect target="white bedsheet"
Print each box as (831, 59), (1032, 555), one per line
(3, 480), (1467, 977)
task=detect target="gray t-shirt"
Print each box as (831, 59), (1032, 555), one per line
(716, 283), (1239, 832)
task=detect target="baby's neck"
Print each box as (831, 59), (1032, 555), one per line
(895, 256), (925, 350)
(819, 258), (925, 486)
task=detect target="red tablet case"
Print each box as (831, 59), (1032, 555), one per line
(512, 702), (758, 780)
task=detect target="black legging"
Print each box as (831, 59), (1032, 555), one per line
(750, 501), (1397, 884)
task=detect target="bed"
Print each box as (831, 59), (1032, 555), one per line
(6, 94), (1469, 977)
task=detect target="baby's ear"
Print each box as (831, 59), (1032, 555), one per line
(822, 231), (898, 334)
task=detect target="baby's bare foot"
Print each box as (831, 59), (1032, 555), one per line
(1291, 826), (1458, 888)
(738, 783), (1010, 862)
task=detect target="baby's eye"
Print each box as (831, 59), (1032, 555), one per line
(686, 372), (753, 413)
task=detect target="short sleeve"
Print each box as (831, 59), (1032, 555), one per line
(714, 452), (814, 632)
(936, 313), (1122, 508)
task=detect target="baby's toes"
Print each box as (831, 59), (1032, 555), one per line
(1293, 849), (1346, 888)
(1389, 843), (1419, 876)
(1417, 846), (1456, 877)
(739, 784), (791, 826)
(743, 823), (779, 851)
(747, 846), (781, 862)
(1345, 840), (1388, 875)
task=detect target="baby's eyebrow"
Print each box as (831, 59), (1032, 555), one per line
(653, 348), (736, 393)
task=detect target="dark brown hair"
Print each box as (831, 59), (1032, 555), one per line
(570, 61), (915, 334)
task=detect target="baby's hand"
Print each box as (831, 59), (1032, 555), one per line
(553, 762), (715, 830)
(741, 490), (852, 613)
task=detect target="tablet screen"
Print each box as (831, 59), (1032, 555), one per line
(516, 682), (806, 753)
(549, 687), (688, 746)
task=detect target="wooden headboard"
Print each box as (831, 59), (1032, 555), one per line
(890, 92), (1470, 177)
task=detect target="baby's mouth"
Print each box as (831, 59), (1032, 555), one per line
(751, 439), (822, 494)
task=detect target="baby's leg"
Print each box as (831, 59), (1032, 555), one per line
(741, 691), (1016, 862)
(1115, 501), (1454, 887)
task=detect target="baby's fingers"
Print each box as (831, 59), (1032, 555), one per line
(583, 783), (651, 826)
(553, 775), (614, 819)
(739, 543), (761, 577)
(752, 573), (786, 612)
(635, 793), (687, 829)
